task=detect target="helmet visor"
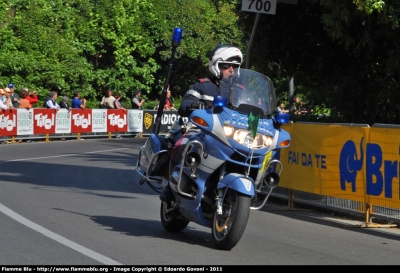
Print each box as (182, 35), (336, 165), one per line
(220, 63), (240, 70)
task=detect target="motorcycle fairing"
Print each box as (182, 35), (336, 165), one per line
(219, 108), (276, 136)
(217, 173), (255, 197)
(170, 129), (200, 164)
(196, 150), (225, 173)
(209, 114), (231, 147)
(169, 168), (213, 227)
(276, 127), (291, 148)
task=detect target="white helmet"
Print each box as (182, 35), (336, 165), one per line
(208, 44), (243, 79)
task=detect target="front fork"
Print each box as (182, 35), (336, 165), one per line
(216, 189), (224, 215)
(214, 167), (255, 216)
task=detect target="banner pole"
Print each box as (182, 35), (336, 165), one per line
(152, 27), (182, 135)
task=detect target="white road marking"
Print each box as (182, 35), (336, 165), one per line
(0, 148), (130, 163)
(0, 203), (122, 265)
(0, 147), (129, 264)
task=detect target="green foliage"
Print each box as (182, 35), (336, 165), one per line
(0, 0), (159, 102)
(2, 0), (400, 125)
(243, 0), (400, 125)
(353, 0), (385, 13)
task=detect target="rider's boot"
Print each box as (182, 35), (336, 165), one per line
(159, 184), (173, 203)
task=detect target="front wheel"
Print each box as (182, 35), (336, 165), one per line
(160, 201), (190, 232)
(212, 189), (251, 250)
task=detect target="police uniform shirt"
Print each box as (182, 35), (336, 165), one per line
(178, 78), (219, 117)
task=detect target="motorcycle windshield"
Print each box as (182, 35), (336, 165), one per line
(221, 69), (276, 117)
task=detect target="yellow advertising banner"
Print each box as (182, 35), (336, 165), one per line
(279, 123), (368, 203)
(278, 123), (400, 209)
(367, 127), (400, 209)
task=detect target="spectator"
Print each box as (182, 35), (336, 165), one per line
(18, 90), (32, 109)
(0, 89), (8, 110)
(8, 83), (21, 108)
(292, 96), (301, 115)
(25, 88), (39, 107)
(59, 96), (71, 110)
(277, 102), (289, 113)
(71, 91), (86, 109)
(113, 93), (126, 139)
(299, 101), (309, 115)
(114, 93), (125, 110)
(43, 91), (60, 111)
(100, 89), (116, 109)
(132, 90), (145, 110)
(4, 88), (14, 109)
(164, 87), (175, 110)
(153, 86), (173, 110)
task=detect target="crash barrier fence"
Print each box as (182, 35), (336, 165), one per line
(275, 122), (400, 227)
(1, 109), (400, 226)
(0, 109), (185, 142)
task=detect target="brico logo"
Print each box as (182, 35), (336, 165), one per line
(339, 138), (399, 198)
(108, 113), (126, 128)
(0, 113), (16, 131)
(72, 113), (91, 128)
(35, 113), (55, 129)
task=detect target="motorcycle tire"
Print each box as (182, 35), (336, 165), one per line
(212, 189), (251, 250)
(160, 201), (190, 232)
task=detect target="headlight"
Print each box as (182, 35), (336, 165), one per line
(223, 126), (235, 136)
(224, 125), (273, 149)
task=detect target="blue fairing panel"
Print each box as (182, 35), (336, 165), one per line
(217, 173), (255, 197)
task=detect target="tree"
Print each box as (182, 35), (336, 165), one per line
(239, 0), (400, 124)
(2, 0), (400, 124)
(0, 0), (245, 107)
(148, 0), (246, 99)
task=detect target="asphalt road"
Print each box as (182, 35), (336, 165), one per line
(1, 137), (400, 265)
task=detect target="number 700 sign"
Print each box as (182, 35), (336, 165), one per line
(242, 0), (277, 15)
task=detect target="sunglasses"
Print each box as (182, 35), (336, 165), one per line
(221, 63), (240, 70)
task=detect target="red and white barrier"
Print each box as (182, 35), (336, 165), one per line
(0, 109), (143, 139)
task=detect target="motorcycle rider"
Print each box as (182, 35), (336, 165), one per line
(160, 44), (243, 203)
(178, 44), (243, 117)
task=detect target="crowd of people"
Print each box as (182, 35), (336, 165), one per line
(0, 83), (136, 111)
(1, 77), (310, 116)
(277, 97), (311, 116)
(1, 82), (312, 117)
(0, 83), (83, 111)
(0, 84), (39, 110)
(0, 79), (181, 114)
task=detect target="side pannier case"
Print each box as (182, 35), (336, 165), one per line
(137, 133), (174, 182)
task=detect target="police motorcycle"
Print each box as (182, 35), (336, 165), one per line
(135, 28), (290, 250)
(136, 67), (291, 250)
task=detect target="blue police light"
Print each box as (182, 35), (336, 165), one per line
(172, 28), (182, 47)
(276, 112), (290, 124)
(214, 96), (228, 107)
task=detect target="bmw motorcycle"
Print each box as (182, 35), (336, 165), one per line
(136, 68), (291, 250)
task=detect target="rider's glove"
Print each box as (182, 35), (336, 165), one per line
(191, 101), (205, 109)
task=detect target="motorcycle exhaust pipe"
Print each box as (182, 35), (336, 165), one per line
(264, 172), (280, 188)
(185, 152), (201, 168)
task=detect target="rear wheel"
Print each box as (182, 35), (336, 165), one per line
(212, 189), (251, 250)
(160, 201), (189, 232)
